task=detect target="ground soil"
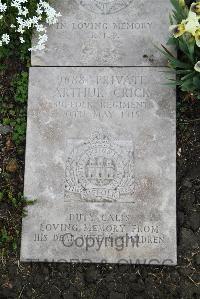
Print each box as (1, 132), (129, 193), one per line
(0, 60), (200, 299)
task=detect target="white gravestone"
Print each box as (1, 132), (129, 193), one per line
(21, 67), (176, 264)
(31, 0), (173, 66)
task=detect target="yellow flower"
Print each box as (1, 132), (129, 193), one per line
(169, 3), (200, 43)
(191, 2), (200, 16)
(179, 0), (186, 8)
(169, 24), (185, 37)
(194, 61), (200, 72)
(183, 11), (200, 36)
(195, 28), (200, 46)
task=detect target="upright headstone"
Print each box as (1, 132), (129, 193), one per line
(21, 0), (177, 264)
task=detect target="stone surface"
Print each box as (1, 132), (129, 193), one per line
(31, 0), (172, 66)
(21, 66), (176, 264)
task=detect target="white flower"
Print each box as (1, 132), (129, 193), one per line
(36, 24), (46, 32)
(21, 7), (29, 17)
(169, 8), (200, 48)
(183, 11), (200, 36)
(20, 36), (25, 43)
(39, 33), (48, 43)
(2, 34), (10, 44)
(0, 2), (7, 13)
(194, 61), (200, 72)
(1, 0), (61, 51)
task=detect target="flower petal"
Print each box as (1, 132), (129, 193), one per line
(169, 24), (185, 37)
(190, 2), (200, 16)
(195, 29), (200, 46)
(194, 61), (200, 72)
(184, 11), (200, 36)
(179, 0), (186, 8)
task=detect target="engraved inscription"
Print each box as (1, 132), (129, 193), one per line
(76, 0), (134, 15)
(21, 67), (176, 264)
(31, 1), (173, 66)
(64, 130), (135, 202)
(54, 73), (152, 120)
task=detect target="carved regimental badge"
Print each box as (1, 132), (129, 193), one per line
(64, 130), (135, 202)
(76, 0), (134, 15)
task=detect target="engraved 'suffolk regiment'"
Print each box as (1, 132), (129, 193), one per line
(77, 0), (134, 15)
(64, 130), (135, 202)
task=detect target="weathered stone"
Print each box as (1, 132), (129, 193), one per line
(31, 0), (173, 66)
(21, 66), (176, 264)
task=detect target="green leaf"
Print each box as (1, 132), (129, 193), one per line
(181, 71), (196, 81)
(193, 75), (200, 88)
(167, 37), (179, 47)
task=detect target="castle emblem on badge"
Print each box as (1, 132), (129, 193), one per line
(64, 130), (135, 202)
(76, 0), (134, 15)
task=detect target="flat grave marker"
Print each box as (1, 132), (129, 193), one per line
(31, 0), (173, 66)
(21, 67), (176, 264)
